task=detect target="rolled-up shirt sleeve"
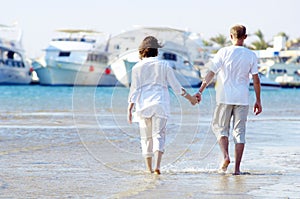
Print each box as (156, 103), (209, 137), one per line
(165, 62), (183, 95)
(128, 68), (140, 103)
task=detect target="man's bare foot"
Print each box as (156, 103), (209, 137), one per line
(232, 171), (250, 175)
(232, 171), (240, 175)
(154, 169), (161, 175)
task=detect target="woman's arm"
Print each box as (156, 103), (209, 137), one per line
(127, 103), (135, 124)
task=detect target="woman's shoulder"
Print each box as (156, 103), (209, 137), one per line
(156, 59), (172, 67)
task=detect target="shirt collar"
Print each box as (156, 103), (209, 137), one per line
(142, 57), (159, 61)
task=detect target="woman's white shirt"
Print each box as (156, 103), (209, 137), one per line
(128, 57), (182, 119)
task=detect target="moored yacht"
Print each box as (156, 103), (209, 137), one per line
(250, 72), (281, 90)
(32, 29), (119, 86)
(109, 27), (202, 87)
(0, 24), (32, 84)
(256, 50), (300, 88)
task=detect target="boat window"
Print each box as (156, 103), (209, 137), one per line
(4, 50), (21, 61)
(270, 69), (287, 74)
(279, 56), (290, 63)
(162, 53), (177, 61)
(194, 60), (204, 66)
(294, 70), (300, 76)
(259, 68), (267, 75)
(59, 51), (71, 57)
(184, 60), (191, 65)
(296, 57), (300, 64)
(285, 56), (300, 64)
(114, 44), (120, 50)
(87, 53), (108, 63)
(7, 51), (14, 59)
(0, 48), (24, 67)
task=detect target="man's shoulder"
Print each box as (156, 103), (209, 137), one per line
(232, 46), (257, 56)
(242, 47), (257, 58)
(217, 46), (234, 54)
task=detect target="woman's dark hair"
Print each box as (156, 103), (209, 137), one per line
(139, 48), (158, 59)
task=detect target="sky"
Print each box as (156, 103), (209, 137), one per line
(1, 0), (299, 58)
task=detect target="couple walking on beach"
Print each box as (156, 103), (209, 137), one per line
(127, 25), (262, 175)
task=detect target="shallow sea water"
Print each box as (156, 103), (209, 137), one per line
(0, 85), (299, 198)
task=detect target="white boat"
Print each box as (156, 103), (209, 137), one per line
(33, 29), (119, 86)
(0, 24), (32, 84)
(109, 27), (202, 87)
(250, 72), (281, 90)
(255, 50), (300, 88)
(266, 56), (300, 88)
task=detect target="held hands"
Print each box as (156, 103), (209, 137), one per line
(194, 92), (202, 104)
(189, 95), (199, 105)
(182, 89), (199, 106)
(186, 92), (201, 105)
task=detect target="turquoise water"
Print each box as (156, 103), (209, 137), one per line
(0, 85), (299, 198)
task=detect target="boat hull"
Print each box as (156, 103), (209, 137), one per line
(250, 73), (281, 90)
(110, 51), (201, 87)
(269, 64), (300, 88)
(111, 59), (200, 87)
(35, 66), (120, 86)
(250, 82), (281, 90)
(0, 64), (32, 85)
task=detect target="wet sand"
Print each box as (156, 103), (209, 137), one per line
(0, 111), (299, 198)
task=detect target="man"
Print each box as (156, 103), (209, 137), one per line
(195, 25), (262, 175)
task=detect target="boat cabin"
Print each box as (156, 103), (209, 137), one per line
(0, 47), (25, 68)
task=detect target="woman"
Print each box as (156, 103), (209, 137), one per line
(127, 36), (198, 174)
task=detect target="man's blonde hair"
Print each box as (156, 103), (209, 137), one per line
(230, 25), (246, 39)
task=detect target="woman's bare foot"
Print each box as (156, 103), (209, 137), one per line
(220, 159), (230, 172)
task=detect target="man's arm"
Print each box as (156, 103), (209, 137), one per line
(252, 74), (262, 115)
(194, 70), (215, 102)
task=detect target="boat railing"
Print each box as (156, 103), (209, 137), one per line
(52, 37), (96, 43)
(0, 58), (25, 67)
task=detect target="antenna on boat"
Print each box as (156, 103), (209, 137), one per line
(0, 22), (22, 43)
(56, 29), (104, 35)
(104, 34), (111, 53)
(55, 29), (106, 41)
